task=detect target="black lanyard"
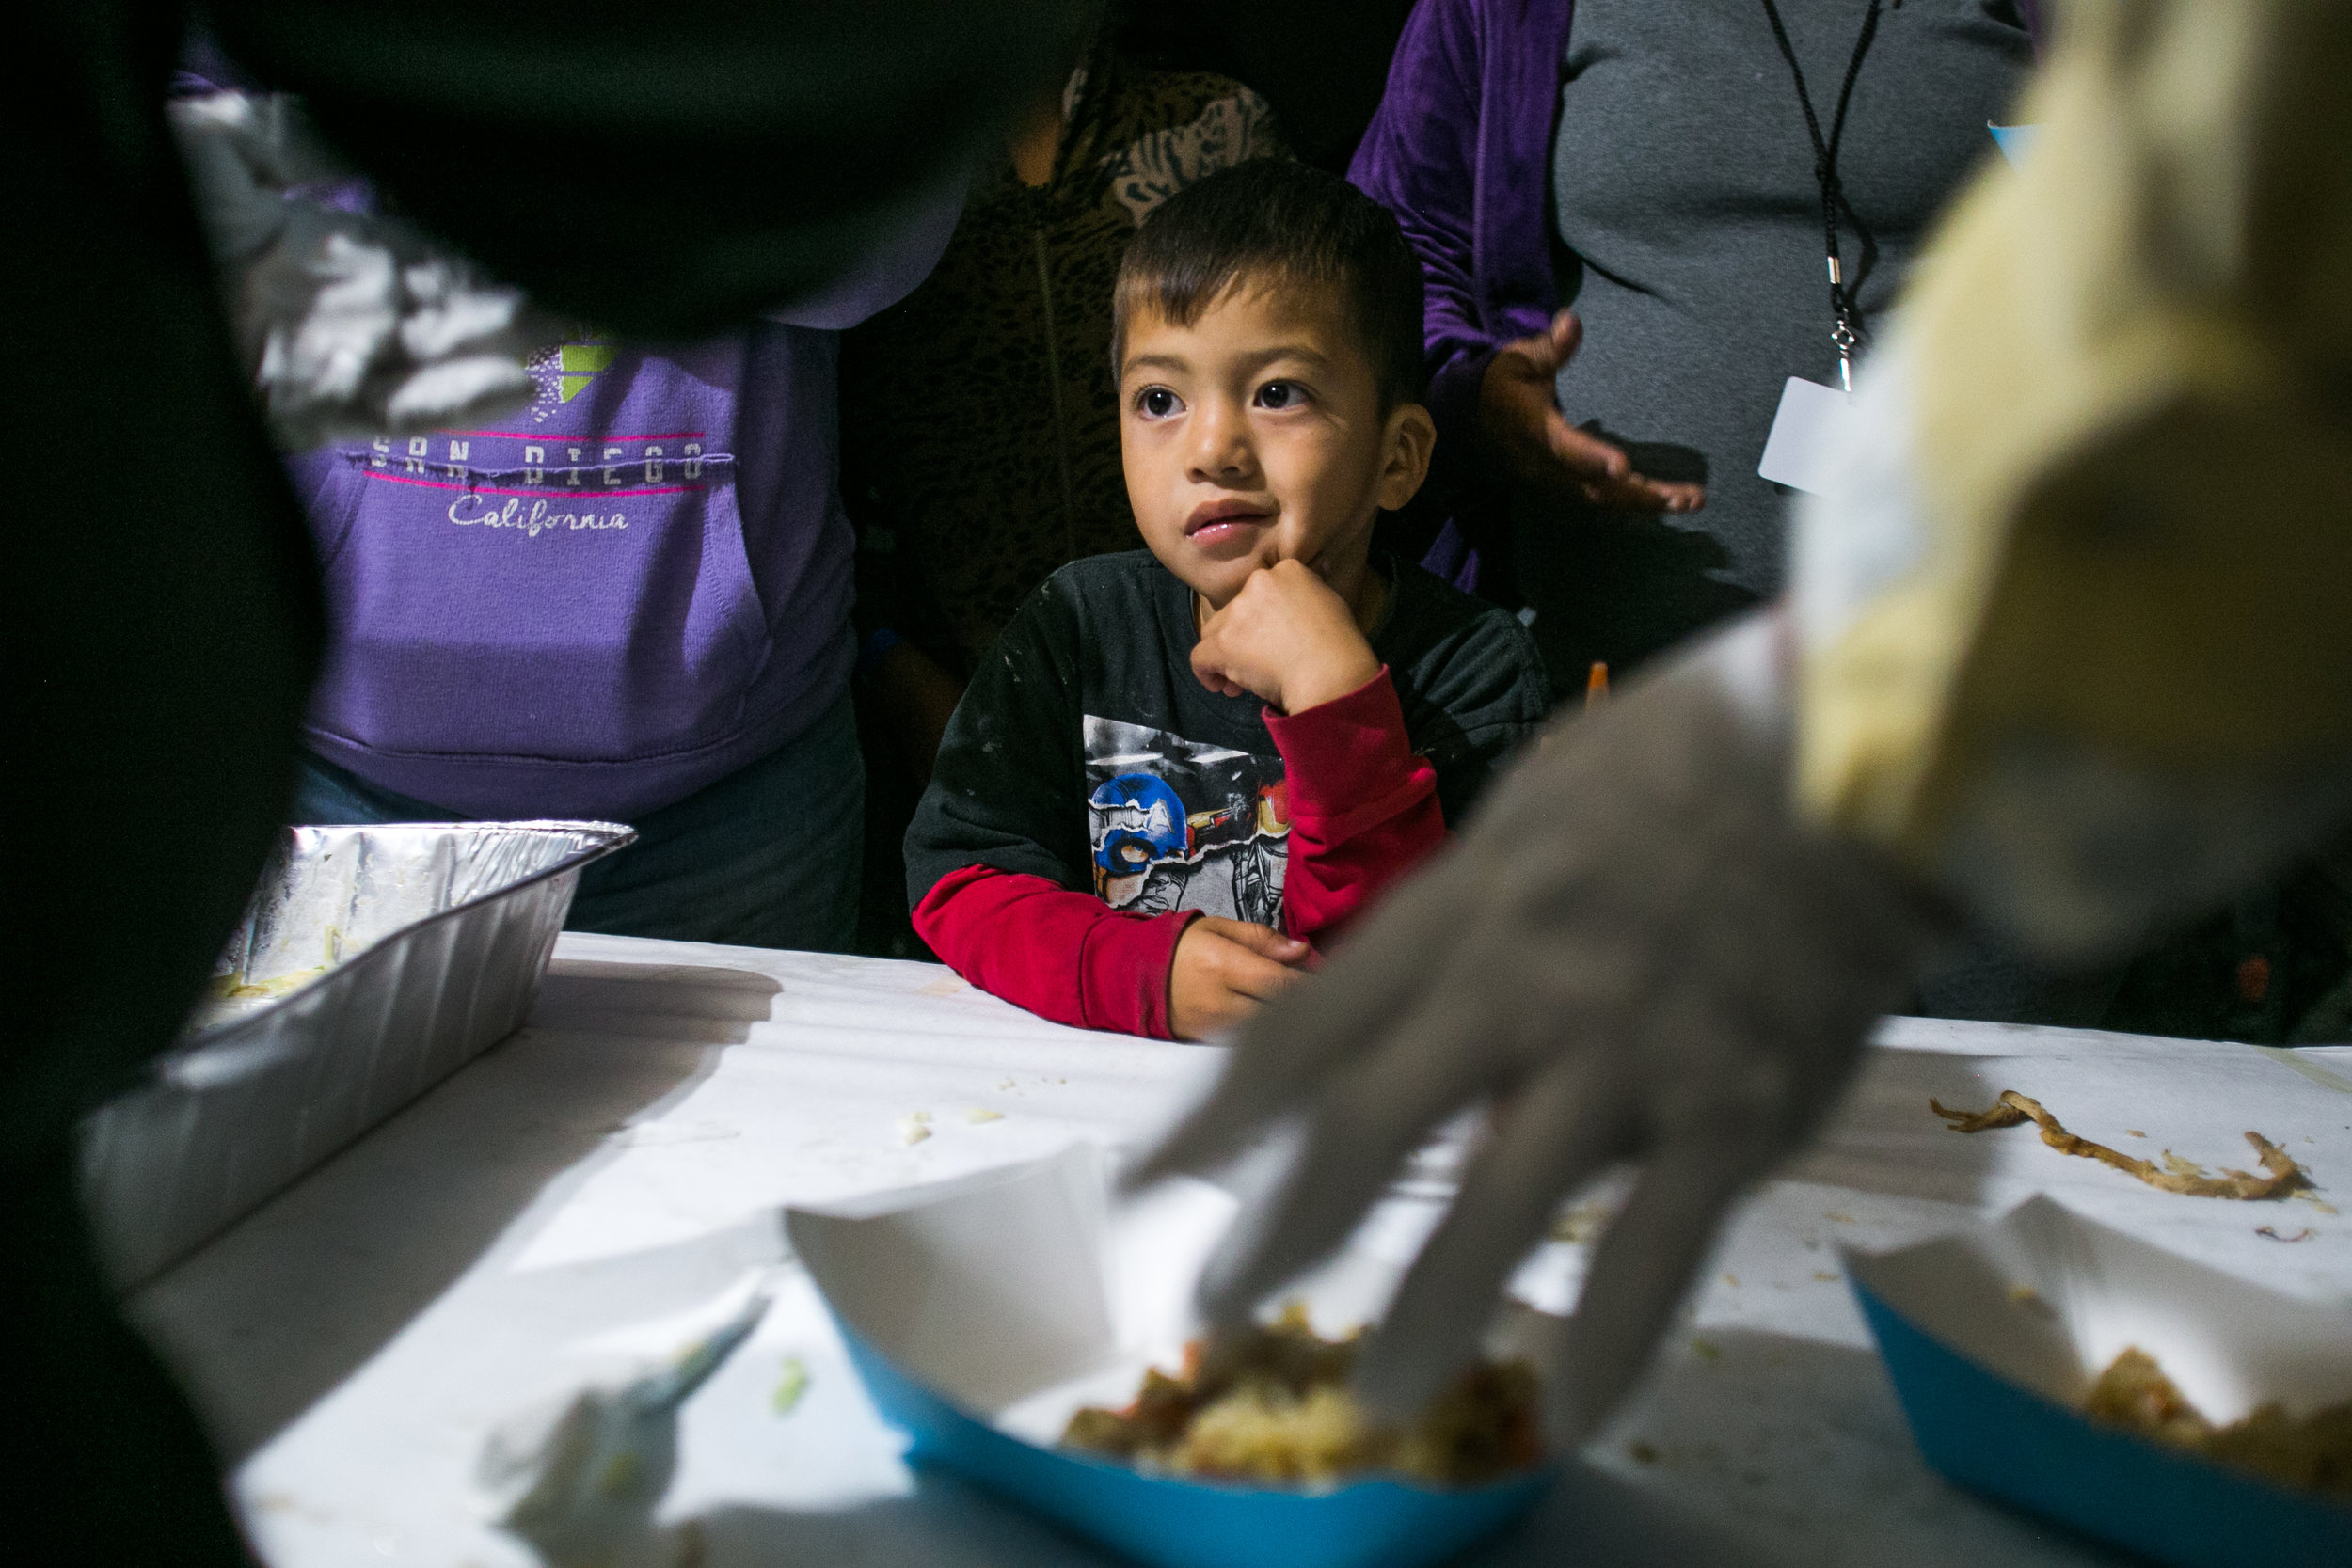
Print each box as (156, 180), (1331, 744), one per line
(1760, 0), (1884, 390)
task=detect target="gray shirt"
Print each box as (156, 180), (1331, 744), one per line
(1518, 0), (2029, 681)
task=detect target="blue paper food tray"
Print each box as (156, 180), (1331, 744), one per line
(839, 1325), (1553, 1568)
(1848, 1203), (2352, 1568)
(787, 1148), (1555, 1568)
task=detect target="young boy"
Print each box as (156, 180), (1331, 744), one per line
(904, 161), (1550, 1040)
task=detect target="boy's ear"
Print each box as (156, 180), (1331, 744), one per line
(1375, 401), (1438, 513)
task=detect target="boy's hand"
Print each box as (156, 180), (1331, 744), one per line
(1193, 560), (1381, 715)
(1168, 917), (1315, 1041)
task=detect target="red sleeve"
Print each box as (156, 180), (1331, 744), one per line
(913, 864), (1200, 1039)
(1263, 666), (1444, 942)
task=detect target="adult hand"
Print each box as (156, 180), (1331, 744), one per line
(1132, 613), (1946, 1439)
(1168, 917), (1317, 1042)
(1482, 309), (1706, 514)
(1192, 561), (1381, 716)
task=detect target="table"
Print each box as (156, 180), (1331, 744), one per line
(130, 932), (2352, 1568)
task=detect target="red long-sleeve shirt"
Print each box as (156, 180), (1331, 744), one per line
(914, 669), (1443, 1038)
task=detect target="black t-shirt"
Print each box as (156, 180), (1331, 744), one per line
(905, 550), (1552, 923)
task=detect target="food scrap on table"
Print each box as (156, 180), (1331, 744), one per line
(1548, 1199), (1613, 1244)
(963, 1107), (1005, 1125)
(771, 1356), (809, 1415)
(2084, 1348), (2352, 1498)
(896, 1112), (932, 1147)
(1060, 1304), (1541, 1486)
(1930, 1091), (2310, 1199)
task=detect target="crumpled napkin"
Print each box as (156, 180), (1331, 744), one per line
(473, 1290), (771, 1568)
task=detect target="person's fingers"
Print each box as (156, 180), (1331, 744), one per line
(1546, 1134), (1772, 1444)
(1195, 671), (1251, 698)
(1502, 312), (1705, 514)
(1542, 414), (1634, 487)
(1649, 480), (1708, 514)
(1541, 410), (1708, 514)
(1354, 1048), (1632, 1421)
(1218, 922), (1313, 964)
(1124, 848), (1488, 1190)
(1190, 637), (1236, 693)
(1194, 981), (1507, 1328)
(1544, 309), (1583, 370)
(1216, 944), (1311, 1005)
(1580, 469), (1708, 515)
(1510, 309), (1581, 379)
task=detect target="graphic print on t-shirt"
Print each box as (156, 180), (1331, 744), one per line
(307, 335), (762, 766)
(1084, 716), (1290, 925)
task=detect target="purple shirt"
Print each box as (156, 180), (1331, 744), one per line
(1347, 0), (1577, 466)
(290, 193), (960, 821)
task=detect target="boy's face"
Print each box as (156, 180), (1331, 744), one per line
(1119, 280), (1432, 613)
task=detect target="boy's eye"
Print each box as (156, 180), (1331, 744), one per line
(1135, 387), (1183, 420)
(1255, 380), (1308, 410)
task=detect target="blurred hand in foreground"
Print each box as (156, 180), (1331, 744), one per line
(1130, 611), (1945, 1440)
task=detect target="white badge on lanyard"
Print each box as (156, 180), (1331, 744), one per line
(1756, 0), (1883, 498)
(1757, 375), (1856, 496)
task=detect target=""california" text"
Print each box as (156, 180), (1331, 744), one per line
(447, 495), (628, 537)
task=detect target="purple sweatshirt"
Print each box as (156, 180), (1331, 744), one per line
(289, 195), (961, 822)
(1348, 0), (2042, 576)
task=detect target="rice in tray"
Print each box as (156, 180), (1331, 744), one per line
(2085, 1347), (2352, 1498)
(1062, 1304), (1542, 1486)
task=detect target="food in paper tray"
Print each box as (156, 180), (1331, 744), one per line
(1931, 1090), (2310, 1199)
(1061, 1304), (1542, 1485)
(2085, 1348), (2352, 1498)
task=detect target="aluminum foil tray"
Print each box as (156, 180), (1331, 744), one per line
(80, 820), (635, 1288)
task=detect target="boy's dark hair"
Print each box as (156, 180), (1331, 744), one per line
(1113, 161), (1427, 410)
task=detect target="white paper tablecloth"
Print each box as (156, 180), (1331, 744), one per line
(130, 932), (2352, 1568)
